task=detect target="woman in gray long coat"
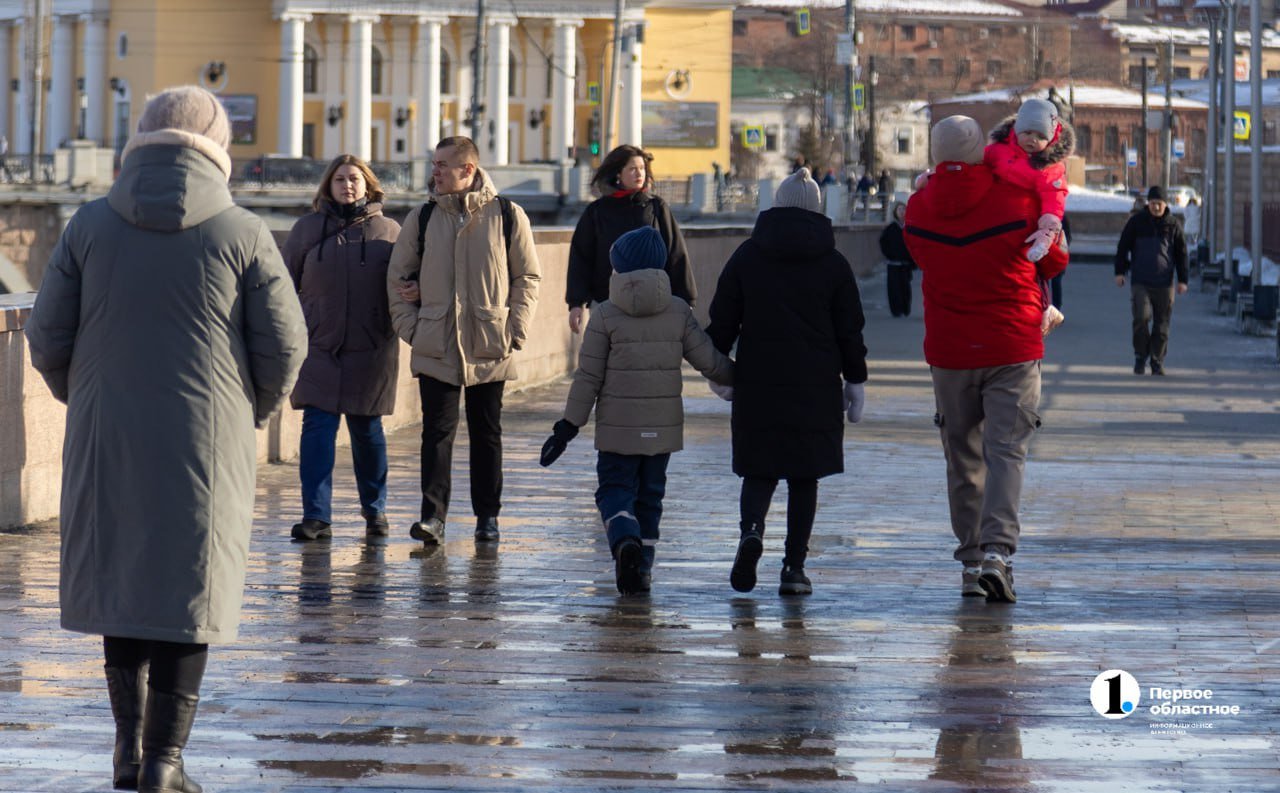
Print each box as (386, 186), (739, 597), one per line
(282, 155), (401, 542)
(24, 86), (305, 793)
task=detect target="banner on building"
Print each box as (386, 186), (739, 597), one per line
(641, 101), (718, 148)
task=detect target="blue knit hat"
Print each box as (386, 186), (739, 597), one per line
(610, 226), (667, 273)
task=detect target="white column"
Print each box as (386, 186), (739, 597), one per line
(487, 18), (512, 165)
(416, 16), (445, 156)
(14, 20), (27, 154)
(276, 12), (310, 157)
(45, 16), (74, 151)
(346, 14), (377, 161)
(322, 18), (343, 159)
(80, 14), (107, 144)
(551, 20), (581, 165)
(619, 35), (642, 147)
(0, 22), (10, 142)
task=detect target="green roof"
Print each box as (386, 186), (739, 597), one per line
(732, 66), (814, 100)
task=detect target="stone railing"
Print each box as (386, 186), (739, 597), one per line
(0, 224), (879, 529)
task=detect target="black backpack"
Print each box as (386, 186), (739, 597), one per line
(415, 195), (516, 258)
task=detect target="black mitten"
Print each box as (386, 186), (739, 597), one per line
(539, 419), (579, 467)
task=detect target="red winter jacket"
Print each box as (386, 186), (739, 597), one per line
(903, 161), (1068, 370)
(983, 132), (1068, 220)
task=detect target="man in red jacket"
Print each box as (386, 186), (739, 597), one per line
(904, 115), (1069, 603)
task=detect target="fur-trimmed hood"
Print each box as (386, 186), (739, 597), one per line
(990, 116), (1075, 169)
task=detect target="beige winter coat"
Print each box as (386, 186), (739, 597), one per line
(564, 268), (733, 456)
(386, 168), (541, 386)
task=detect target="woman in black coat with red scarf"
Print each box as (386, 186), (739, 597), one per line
(565, 145), (695, 332)
(707, 168), (868, 597)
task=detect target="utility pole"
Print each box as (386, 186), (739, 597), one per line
(1161, 38), (1174, 188)
(603, 0), (624, 156)
(28, 0), (48, 159)
(866, 66), (877, 179)
(468, 0), (487, 143)
(1223, 0), (1237, 285)
(1203, 3), (1218, 267)
(1249, 0), (1261, 279)
(843, 0), (857, 177)
(1140, 56), (1149, 190)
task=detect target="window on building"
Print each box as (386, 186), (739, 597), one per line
(765, 125), (779, 151)
(509, 50), (519, 97)
(1265, 120), (1277, 146)
(928, 25), (943, 45)
(1105, 125), (1119, 154)
(900, 24), (916, 41)
(733, 19), (747, 36)
(371, 46), (384, 95)
(303, 44), (318, 94)
(1192, 127), (1205, 157)
(877, 25), (891, 41)
(896, 127), (912, 155)
(1268, 69), (1280, 78)
(927, 58), (943, 77)
(302, 123), (315, 158)
(1076, 124), (1091, 156)
(1130, 125), (1143, 151)
(987, 60), (1002, 78)
(1042, 61), (1055, 78)
(441, 51), (451, 94)
(956, 58), (970, 77)
(900, 57), (915, 77)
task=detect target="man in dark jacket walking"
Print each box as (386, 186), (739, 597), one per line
(1115, 185), (1189, 376)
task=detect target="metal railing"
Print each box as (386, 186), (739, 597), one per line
(230, 158), (415, 191)
(0, 154), (56, 185)
(715, 180), (758, 213)
(652, 177), (691, 205)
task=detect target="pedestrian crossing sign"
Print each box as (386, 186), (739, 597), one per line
(742, 126), (765, 149)
(588, 82), (601, 105)
(852, 83), (866, 111)
(1233, 111), (1250, 141)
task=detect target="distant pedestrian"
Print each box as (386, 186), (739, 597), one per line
(877, 169), (892, 201)
(854, 172), (874, 209)
(820, 167), (837, 186)
(282, 154), (401, 542)
(904, 115), (1068, 603)
(1114, 185), (1189, 376)
(566, 144), (694, 334)
(879, 202), (916, 317)
(540, 227), (733, 595)
(707, 167), (869, 597)
(24, 85), (306, 792)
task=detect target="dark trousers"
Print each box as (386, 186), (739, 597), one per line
(740, 476), (818, 569)
(595, 451), (670, 569)
(299, 408), (387, 523)
(103, 636), (208, 697)
(1131, 284), (1175, 365)
(418, 376), (505, 522)
(887, 263), (913, 317)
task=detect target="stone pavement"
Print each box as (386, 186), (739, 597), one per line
(2, 261), (1279, 792)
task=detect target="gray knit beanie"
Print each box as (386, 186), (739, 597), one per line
(137, 85), (231, 150)
(1015, 98), (1059, 139)
(610, 226), (668, 273)
(930, 116), (985, 166)
(774, 167), (822, 212)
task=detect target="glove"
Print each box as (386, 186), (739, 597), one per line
(709, 382), (734, 402)
(843, 381), (865, 424)
(1025, 214), (1062, 262)
(539, 419), (579, 467)
(1041, 305), (1065, 337)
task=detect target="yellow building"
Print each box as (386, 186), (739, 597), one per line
(0, 0), (732, 178)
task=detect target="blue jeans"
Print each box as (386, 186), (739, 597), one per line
(299, 407), (388, 523)
(595, 451), (670, 568)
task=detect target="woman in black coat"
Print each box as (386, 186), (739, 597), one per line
(707, 168), (868, 597)
(879, 202), (916, 317)
(565, 145), (695, 332)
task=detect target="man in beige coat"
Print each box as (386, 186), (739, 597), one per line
(388, 136), (541, 545)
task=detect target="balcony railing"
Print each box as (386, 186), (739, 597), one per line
(0, 154), (56, 185)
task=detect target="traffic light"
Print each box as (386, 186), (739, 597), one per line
(588, 109), (601, 156)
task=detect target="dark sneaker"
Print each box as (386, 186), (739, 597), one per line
(980, 557), (1017, 603)
(615, 537), (645, 595)
(778, 565), (812, 596)
(409, 517), (445, 546)
(962, 566), (986, 597)
(474, 516), (500, 543)
(1134, 357), (1145, 375)
(730, 529), (764, 593)
(363, 511), (390, 537)
(1150, 361), (1165, 376)
(291, 519), (331, 542)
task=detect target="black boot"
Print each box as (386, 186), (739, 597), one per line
(137, 688), (202, 793)
(730, 521), (765, 593)
(104, 663), (148, 790)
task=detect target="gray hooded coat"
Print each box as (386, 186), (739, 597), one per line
(24, 141), (306, 644)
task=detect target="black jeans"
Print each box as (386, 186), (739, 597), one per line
(103, 637), (208, 697)
(887, 263), (913, 317)
(418, 376), (505, 522)
(1131, 284), (1175, 364)
(740, 477), (819, 569)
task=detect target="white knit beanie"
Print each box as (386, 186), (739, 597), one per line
(930, 116), (985, 166)
(137, 85), (231, 150)
(774, 167), (822, 212)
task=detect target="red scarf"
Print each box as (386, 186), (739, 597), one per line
(611, 187), (645, 199)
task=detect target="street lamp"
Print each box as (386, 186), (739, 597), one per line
(1221, 0), (1238, 294)
(1194, 0), (1220, 269)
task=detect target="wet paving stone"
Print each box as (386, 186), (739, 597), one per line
(2, 264), (1279, 791)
